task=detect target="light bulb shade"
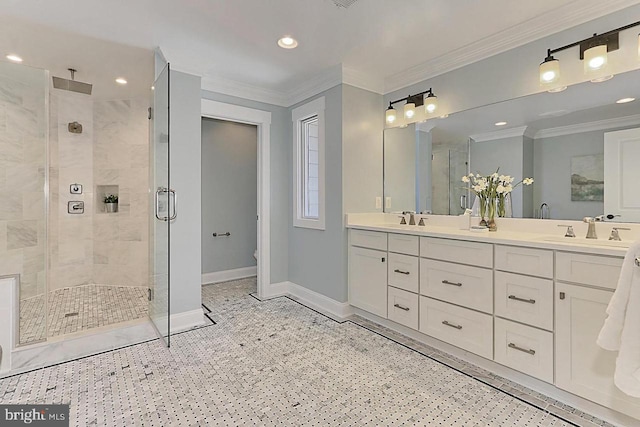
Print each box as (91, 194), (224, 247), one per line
(386, 106), (397, 124)
(584, 44), (608, 73)
(404, 102), (416, 119)
(539, 57), (560, 85)
(424, 93), (438, 114)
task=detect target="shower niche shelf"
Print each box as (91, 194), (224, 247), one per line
(97, 185), (119, 214)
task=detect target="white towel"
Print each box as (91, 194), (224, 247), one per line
(597, 240), (640, 397)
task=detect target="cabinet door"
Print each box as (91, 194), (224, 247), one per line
(349, 246), (387, 318)
(556, 283), (640, 419)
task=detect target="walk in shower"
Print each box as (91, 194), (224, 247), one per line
(0, 52), (163, 348)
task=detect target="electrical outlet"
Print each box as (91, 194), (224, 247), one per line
(375, 197), (382, 209)
(385, 197), (391, 209)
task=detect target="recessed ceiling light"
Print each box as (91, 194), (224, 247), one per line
(6, 54), (22, 63)
(495, 121), (507, 126)
(616, 97), (635, 104)
(115, 78), (127, 85)
(277, 36), (298, 49)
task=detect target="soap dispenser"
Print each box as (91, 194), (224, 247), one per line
(460, 209), (473, 230)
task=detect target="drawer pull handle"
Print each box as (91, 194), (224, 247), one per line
(508, 343), (536, 355)
(442, 280), (462, 287)
(508, 295), (536, 304)
(442, 320), (462, 330)
(394, 269), (410, 275)
(393, 303), (410, 311)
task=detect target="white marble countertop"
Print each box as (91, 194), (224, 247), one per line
(346, 216), (632, 257)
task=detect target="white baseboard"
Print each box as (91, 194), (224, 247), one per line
(170, 309), (206, 334)
(259, 281), (353, 321)
(202, 266), (257, 285)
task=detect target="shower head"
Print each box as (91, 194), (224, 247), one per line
(52, 68), (92, 95)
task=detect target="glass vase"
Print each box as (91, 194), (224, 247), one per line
(479, 197), (487, 227)
(487, 198), (497, 231)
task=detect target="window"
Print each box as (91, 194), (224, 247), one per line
(292, 97), (325, 229)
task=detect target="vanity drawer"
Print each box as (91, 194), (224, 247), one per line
(495, 271), (553, 331)
(494, 317), (553, 384)
(350, 229), (387, 251)
(388, 287), (419, 330)
(420, 259), (493, 314)
(420, 237), (493, 268)
(495, 245), (553, 279)
(388, 253), (419, 293)
(388, 233), (419, 256)
(419, 296), (493, 359)
(556, 252), (623, 290)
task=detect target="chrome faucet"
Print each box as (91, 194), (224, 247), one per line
(403, 211), (416, 225)
(557, 224), (576, 238)
(583, 217), (597, 239)
(538, 203), (550, 219)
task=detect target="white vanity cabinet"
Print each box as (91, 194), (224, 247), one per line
(347, 226), (637, 420)
(348, 230), (388, 318)
(554, 254), (640, 419)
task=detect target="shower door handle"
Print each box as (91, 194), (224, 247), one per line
(168, 189), (177, 220)
(460, 195), (467, 210)
(155, 187), (169, 221)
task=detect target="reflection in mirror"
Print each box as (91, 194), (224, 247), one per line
(383, 124), (469, 215)
(383, 67), (640, 222)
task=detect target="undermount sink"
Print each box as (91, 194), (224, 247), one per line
(538, 235), (632, 249)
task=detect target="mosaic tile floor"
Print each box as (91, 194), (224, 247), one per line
(1, 278), (618, 426)
(19, 284), (148, 344)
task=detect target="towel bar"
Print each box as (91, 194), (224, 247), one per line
(212, 232), (231, 237)
(636, 257), (640, 267)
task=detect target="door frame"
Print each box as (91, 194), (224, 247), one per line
(201, 99), (271, 299)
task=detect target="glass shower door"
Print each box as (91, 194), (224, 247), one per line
(149, 63), (171, 346)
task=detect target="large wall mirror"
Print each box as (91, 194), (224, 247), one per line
(383, 67), (640, 222)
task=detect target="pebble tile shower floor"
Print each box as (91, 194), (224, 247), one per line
(1, 278), (615, 426)
(19, 284), (148, 344)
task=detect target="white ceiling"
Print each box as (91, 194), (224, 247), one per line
(2, 0), (640, 105)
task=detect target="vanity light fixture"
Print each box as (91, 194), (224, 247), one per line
(385, 88), (438, 126)
(404, 102), (416, 119)
(277, 36), (298, 49)
(616, 97), (636, 104)
(385, 104), (397, 124)
(115, 77), (127, 85)
(6, 54), (22, 63)
(423, 89), (438, 114)
(539, 51), (560, 86)
(540, 20), (640, 88)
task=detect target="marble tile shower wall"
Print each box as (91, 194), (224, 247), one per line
(48, 92), (149, 291)
(0, 67), (47, 301)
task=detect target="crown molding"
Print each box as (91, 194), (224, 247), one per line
(286, 65), (343, 107)
(201, 73), (289, 107)
(342, 66), (384, 94)
(383, 0), (640, 94)
(470, 126), (532, 143)
(534, 114), (640, 139)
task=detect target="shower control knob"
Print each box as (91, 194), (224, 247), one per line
(70, 184), (83, 194)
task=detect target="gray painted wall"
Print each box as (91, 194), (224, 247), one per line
(201, 118), (257, 274)
(384, 5), (640, 119)
(342, 85), (384, 214)
(288, 85), (346, 302)
(170, 70), (202, 315)
(200, 90), (289, 284)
